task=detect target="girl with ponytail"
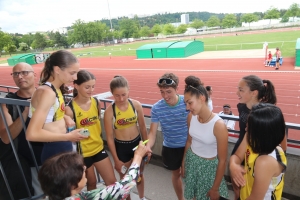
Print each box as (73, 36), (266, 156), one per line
(182, 75), (229, 200)
(231, 74), (286, 200)
(26, 50), (87, 163)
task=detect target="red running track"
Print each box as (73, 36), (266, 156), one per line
(0, 56), (299, 140)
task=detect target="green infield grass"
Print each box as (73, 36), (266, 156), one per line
(70, 30), (299, 58)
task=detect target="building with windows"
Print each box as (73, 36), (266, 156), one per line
(181, 14), (189, 24)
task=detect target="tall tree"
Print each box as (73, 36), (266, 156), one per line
(18, 42), (29, 52)
(189, 19), (205, 29)
(139, 26), (151, 37)
(0, 31), (13, 57)
(3, 44), (17, 56)
(206, 16), (221, 27)
(176, 24), (188, 34)
(264, 7), (280, 25)
(241, 13), (259, 28)
(222, 14), (237, 28)
(20, 34), (35, 48)
(286, 3), (300, 22)
(69, 19), (88, 45)
(151, 24), (162, 36)
(163, 24), (176, 35)
(31, 33), (47, 50)
(118, 18), (139, 38)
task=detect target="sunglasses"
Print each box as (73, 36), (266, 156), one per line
(158, 78), (175, 85)
(11, 71), (34, 78)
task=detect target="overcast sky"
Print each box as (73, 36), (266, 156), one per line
(0, 0), (297, 34)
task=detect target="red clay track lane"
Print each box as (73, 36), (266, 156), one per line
(0, 56), (299, 141)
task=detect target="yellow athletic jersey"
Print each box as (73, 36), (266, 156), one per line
(29, 82), (65, 123)
(240, 145), (287, 200)
(72, 97), (103, 157)
(112, 99), (137, 129)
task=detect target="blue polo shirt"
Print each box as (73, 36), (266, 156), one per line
(151, 95), (189, 148)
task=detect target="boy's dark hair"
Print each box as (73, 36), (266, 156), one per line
(184, 75), (208, 102)
(38, 152), (84, 200)
(242, 75), (277, 104)
(157, 73), (179, 90)
(247, 103), (285, 154)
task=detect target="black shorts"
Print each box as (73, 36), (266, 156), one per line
(115, 135), (141, 163)
(276, 58), (280, 63)
(84, 148), (109, 168)
(162, 146), (185, 170)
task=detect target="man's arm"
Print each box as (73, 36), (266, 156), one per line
(146, 122), (159, 149)
(0, 104), (29, 144)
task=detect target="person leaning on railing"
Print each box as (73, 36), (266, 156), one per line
(219, 104), (235, 130)
(0, 62), (43, 199)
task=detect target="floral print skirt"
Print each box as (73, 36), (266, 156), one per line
(184, 148), (229, 200)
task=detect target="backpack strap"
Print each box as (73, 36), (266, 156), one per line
(67, 100), (76, 124)
(43, 83), (60, 121)
(93, 97), (100, 118)
(112, 102), (117, 129)
(128, 99), (136, 114)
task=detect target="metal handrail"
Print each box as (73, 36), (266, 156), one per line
(0, 93), (299, 199)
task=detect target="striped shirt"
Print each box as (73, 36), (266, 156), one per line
(151, 95), (189, 148)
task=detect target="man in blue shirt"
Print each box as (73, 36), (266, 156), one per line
(146, 73), (189, 200)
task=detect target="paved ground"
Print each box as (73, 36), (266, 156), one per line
(95, 151), (235, 200)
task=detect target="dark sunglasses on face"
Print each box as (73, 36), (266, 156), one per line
(11, 71), (33, 78)
(158, 78), (175, 85)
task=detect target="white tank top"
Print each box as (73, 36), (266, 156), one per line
(189, 114), (221, 158)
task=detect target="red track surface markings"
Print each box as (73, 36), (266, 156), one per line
(0, 56), (299, 141)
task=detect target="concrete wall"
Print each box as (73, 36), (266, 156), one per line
(101, 114), (300, 198)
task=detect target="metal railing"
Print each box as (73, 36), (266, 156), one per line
(0, 98), (41, 200)
(0, 95), (300, 199)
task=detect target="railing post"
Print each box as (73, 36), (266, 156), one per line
(0, 105), (32, 199)
(0, 161), (14, 200)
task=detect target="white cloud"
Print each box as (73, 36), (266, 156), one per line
(0, 0), (297, 34)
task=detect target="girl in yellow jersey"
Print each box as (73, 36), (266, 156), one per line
(104, 76), (148, 200)
(230, 103), (287, 200)
(65, 70), (116, 191)
(26, 50), (87, 163)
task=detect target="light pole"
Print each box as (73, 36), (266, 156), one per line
(106, 0), (113, 30)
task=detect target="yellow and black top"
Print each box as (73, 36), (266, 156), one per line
(240, 145), (287, 200)
(29, 82), (65, 123)
(112, 99), (137, 130)
(70, 97), (103, 157)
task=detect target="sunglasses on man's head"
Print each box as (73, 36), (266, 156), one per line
(158, 78), (175, 85)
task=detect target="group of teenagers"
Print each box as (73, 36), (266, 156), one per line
(0, 49), (287, 200)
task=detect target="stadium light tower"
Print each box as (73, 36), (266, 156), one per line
(106, 0), (113, 30)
